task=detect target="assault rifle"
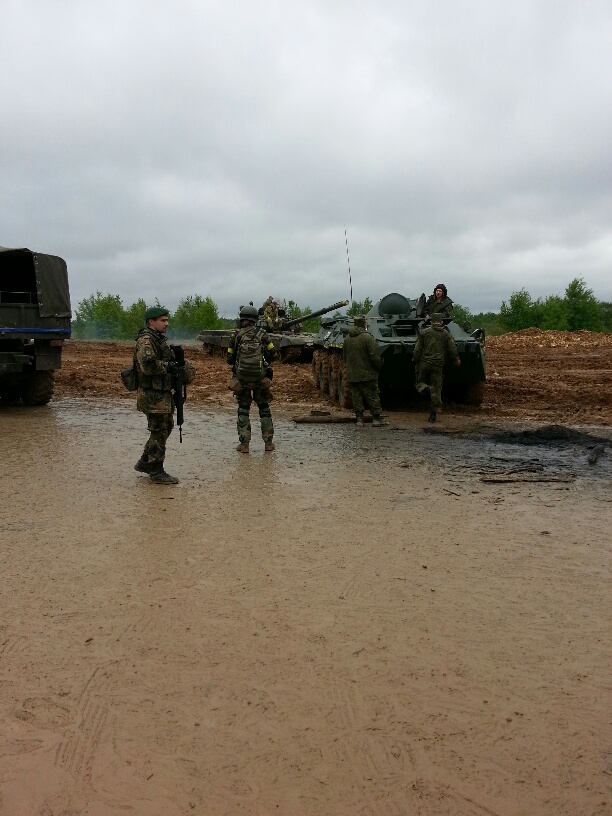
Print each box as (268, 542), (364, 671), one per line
(170, 345), (187, 442)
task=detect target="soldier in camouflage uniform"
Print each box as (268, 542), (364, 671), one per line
(133, 307), (186, 484)
(425, 283), (454, 319)
(227, 304), (277, 453)
(342, 315), (383, 427)
(413, 312), (461, 422)
(263, 299), (282, 330)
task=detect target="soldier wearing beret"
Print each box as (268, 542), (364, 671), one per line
(413, 312), (461, 422)
(133, 306), (181, 484)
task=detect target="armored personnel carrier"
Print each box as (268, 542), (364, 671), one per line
(0, 246), (71, 404)
(198, 300), (349, 363)
(311, 292), (486, 408)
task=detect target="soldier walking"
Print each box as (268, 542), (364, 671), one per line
(227, 305), (276, 453)
(413, 313), (461, 422)
(342, 315), (383, 427)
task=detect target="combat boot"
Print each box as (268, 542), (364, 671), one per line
(149, 464), (179, 484)
(372, 415), (382, 427)
(428, 409), (437, 423)
(134, 457), (152, 474)
(264, 440), (275, 452)
(236, 442), (250, 453)
(355, 412), (365, 428)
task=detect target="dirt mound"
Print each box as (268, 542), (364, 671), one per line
(488, 327), (612, 349)
(54, 334), (612, 426)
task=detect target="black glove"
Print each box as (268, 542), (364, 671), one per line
(167, 361), (181, 374)
(265, 367), (273, 381)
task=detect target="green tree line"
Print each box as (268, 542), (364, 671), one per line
(72, 293), (224, 340)
(72, 278), (611, 340)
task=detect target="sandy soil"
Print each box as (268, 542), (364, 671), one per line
(1, 332), (611, 815)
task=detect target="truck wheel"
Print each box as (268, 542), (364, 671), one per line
(337, 361), (353, 409)
(0, 383), (22, 403)
(20, 371), (55, 405)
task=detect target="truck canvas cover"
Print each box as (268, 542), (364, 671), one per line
(0, 246), (71, 317)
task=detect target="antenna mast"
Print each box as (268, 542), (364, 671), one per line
(344, 227), (353, 303)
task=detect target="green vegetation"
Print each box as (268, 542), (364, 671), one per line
(72, 278), (610, 340)
(72, 292), (222, 340)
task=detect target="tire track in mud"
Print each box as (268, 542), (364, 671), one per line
(55, 665), (117, 783)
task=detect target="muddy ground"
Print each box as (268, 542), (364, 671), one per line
(1, 331), (611, 816)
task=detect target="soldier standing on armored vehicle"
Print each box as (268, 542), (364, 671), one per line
(227, 304), (277, 453)
(413, 313), (461, 422)
(263, 298), (282, 331)
(133, 306), (194, 484)
(424, 283), (454, 319)
(342, 315), (383, 428)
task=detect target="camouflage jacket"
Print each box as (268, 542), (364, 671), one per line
(226, 325), (276, 369)
(342, 327), (381, 382)
(263, 305), (282, 330)
(425, 295), (454, 318)
(413, 325), (459, 366)
(135, 327), (175, 414)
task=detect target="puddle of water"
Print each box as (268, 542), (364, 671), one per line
(2, 397), (610, 490)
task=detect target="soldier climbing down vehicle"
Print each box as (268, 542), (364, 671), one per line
(413, 312), (460, 422)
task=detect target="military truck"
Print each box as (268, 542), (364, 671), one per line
(198, 300), (349, 363)
(311, 292), (486, 408)
(0, 246), (71, 404)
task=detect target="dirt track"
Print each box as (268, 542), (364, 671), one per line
(1, 331), (611, 816)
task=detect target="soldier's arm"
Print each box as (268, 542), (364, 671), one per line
(262, 331), (277, 363)
(446, 334), (460, 365)
(227, 331), (238, 365)
(135, 337), (169, 376)
(413, 335), (423, 364)
(367, 335), (382, 370)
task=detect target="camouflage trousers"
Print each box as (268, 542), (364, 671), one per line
(143, 412), (174, 464)
(415, 362), (444, 412)
(349, 379), (382, 417)
(236, 385), (273, 444)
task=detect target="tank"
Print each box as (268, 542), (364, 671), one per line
(311, 292), (486, 407)
(197, 300), (349, 363)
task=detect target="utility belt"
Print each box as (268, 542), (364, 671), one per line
(138, 372), (173, 391)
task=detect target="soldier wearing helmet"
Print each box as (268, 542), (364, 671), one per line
(227, 304), (277, 453)
(424, 283), (454, 319)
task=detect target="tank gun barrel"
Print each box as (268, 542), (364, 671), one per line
(281, 300), (349, 329)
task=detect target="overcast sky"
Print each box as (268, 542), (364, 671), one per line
(1, 0), (611, 317)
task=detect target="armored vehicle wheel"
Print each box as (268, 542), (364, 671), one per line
(328, 355), (339, 399)
(451, 380), (486, 406)
(312, 351), (321, 388)
(20, 370), (55, 405)
(337, 361), (353, 409)
(319, 353), (330, 391)
(281, 346), (301, 363)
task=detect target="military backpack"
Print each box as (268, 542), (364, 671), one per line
(235, 326), (265, 383)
